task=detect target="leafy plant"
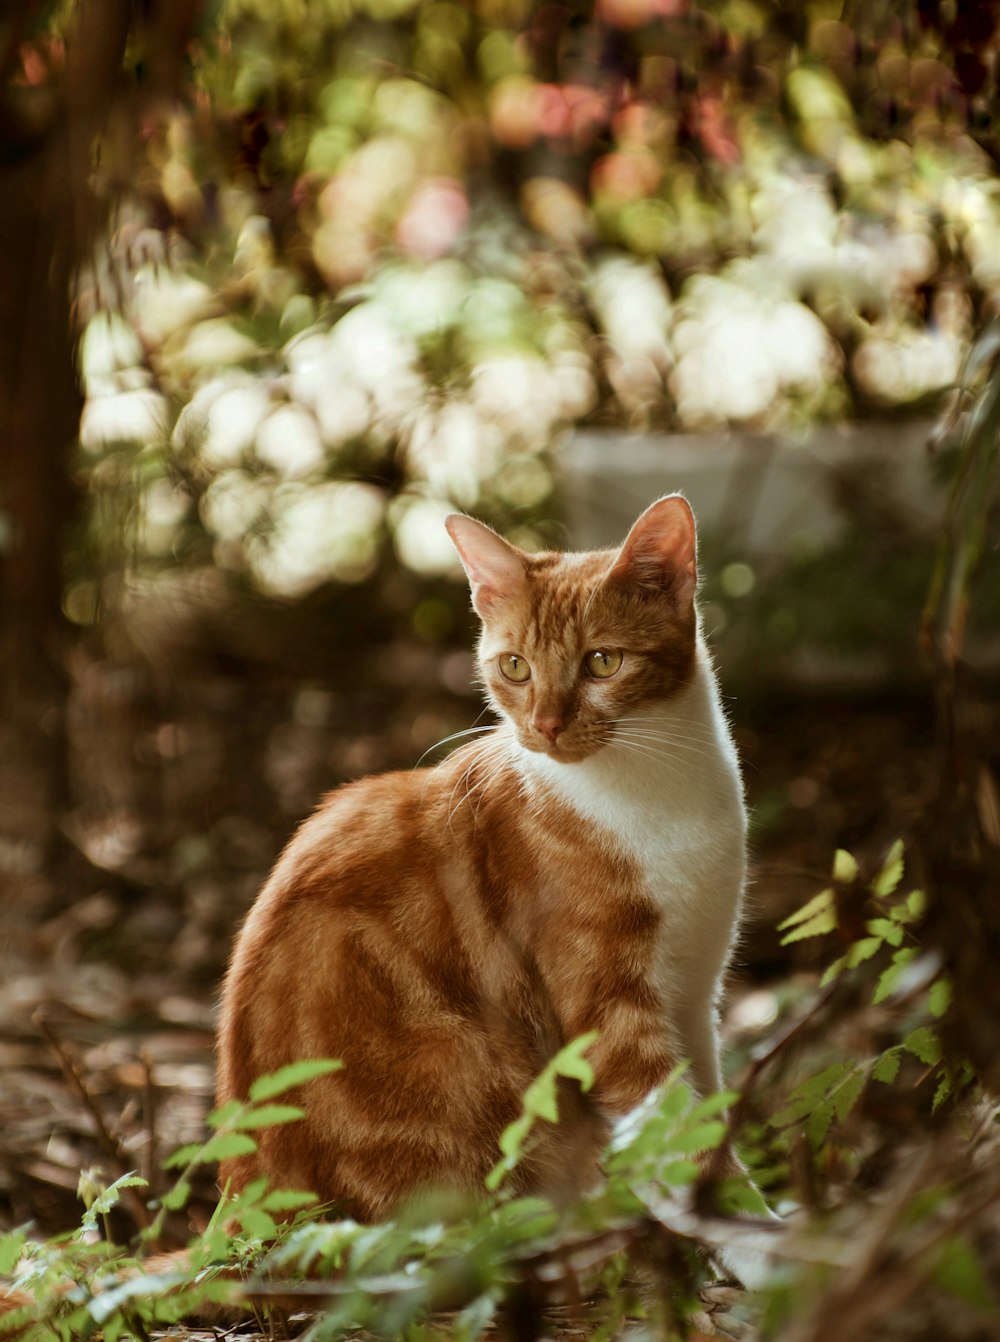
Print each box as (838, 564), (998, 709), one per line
(772, 843), (974, 1157)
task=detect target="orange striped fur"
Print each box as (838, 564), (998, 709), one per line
(216, 496), (749, 1223)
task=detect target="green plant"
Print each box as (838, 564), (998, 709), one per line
(773, 843), (974, 1153)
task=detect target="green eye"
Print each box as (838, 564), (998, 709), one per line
(499, 653), (531, 683)
(584, 649), (623, 679)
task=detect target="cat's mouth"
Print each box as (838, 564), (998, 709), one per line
(521, 731), (607, 763)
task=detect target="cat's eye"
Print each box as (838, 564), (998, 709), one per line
(584, 649), (623, 680)
(499, 653), (531, 683)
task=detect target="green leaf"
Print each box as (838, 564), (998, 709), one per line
(498, 1114), (532, 1161)
(162, 1142), (204, 1171)
(833, 849), (858, 883)
(929, 979), (952, 1018)
(248, 1058), (343, 1103)
(832, 1066), (866, 1122)
(777, 888), (834, 932)
(79, 1172), (149, 1234)
(872, 840), (904, 897)
(522, 1076), (559, 1124)
(820, 954), (846, 986)
(905, 889), (926, 919)
(932, 1071), (953, 1113)
(804, 1065), (865, 1149)
(240, 1177), (269, 1203)
(718, 1179), (770, 1216)
(867, 917), (903, 946)
(455, 1293), (496, 1342)
(87, 1268), (189, 1325)
(932, 1235), (992, 1310)
(206, 1099), (245, 1129)
(688, 1090), (738, 1122)
(232, 1104), (306, 1130)
(872, 1049), (901, 1084)
(846, 936), (883, 968)
(200, 1131), (259, 1163)
(548, 1031), (598, 1091)
(873, 947), (918, 1003)
(658, 1158), (701, 1186)
(781, 906), (837, 944)
(772, 1062), (854, 1126)
(773, 1061), (866, 1149)
(260, 1189), (319, 1213)
(487, 1033), (597, 1192)
(903, 1027), (942, 1066)
(161, 1179), (192, 1212)
(238, 1208), (278, 1240)
(661, 1121), (727, 1155)
(0, 1231), (26, 1276)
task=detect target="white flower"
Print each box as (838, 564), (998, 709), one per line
(284, 330), (372, 448)
(170, 318), (259, 376)
(471, 355), (563, 445)
(249, 481), (386, 595)
(255, 404), (326, 479)
(80, 389), (168, 452)
(79, 313), (143, 396)
(405, 399), (503, 505)
(393, 497), (463, 576)
(200, 469), (270, 542)
(131, 266), (214, 348)
(175, 377), (273, 467)
(853, 327), (962, 404)
(671, 273), (836, 425)
(590, 256), (672, 367)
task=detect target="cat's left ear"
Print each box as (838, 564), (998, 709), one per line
(607, 494), (697, 606)
(445, 515), (527, 616)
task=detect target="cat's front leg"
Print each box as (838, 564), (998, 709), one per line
(583, 994), (679, 1116)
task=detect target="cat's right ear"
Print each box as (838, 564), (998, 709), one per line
(445, 515), (527, 617)
(606, 494), (697, 606)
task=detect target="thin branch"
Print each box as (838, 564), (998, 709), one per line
(32, 1009), (150, 1229)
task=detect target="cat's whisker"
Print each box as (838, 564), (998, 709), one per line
(606, 739), (690, 780)
(414, 723), (499, 770)
(609, 719), (724, 740)
(447, 737), (511, 830)
(470, 759), (509, 826)
(617, 731), (723, 748)
(611, 730), (721, 761)
(608, 722), (722, 740)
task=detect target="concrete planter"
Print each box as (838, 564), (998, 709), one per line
(561, 421), (955, 688)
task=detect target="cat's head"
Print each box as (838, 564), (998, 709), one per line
(446, 496), (698, 764)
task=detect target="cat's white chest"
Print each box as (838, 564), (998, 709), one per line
(518, 652), (746, 921)
(517, 648), (746, 1097)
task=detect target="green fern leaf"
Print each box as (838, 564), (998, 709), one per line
(248, 1059), (343, 1103)
(872, 840), (904, 897)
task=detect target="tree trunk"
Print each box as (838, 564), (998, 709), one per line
(0, 0), (131, 870)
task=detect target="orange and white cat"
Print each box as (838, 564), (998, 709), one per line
(217, 495), (766, 1278)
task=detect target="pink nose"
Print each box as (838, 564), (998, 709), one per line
(532, 715), (564, 743)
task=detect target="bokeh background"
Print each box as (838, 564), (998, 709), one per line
(1, 0), (999, 1283)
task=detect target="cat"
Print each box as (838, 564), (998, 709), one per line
(216, 494), (769, 1280)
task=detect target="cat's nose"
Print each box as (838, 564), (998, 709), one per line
(532, 715), (564, 743)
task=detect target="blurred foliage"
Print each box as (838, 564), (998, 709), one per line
(7, 0), (996, 606)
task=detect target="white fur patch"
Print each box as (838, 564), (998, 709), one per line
(513, 635), (746, 1097)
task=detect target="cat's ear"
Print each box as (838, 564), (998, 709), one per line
(445, 515), (527, 616)
(607, 495), (697, 605)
